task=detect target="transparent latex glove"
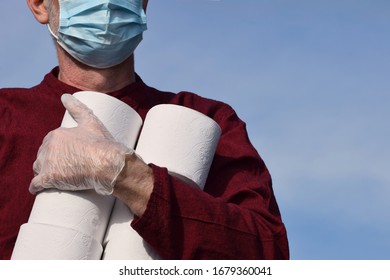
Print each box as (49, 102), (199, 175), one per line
(30, 94), (132, 195)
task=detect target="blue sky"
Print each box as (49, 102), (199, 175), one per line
(1, 0), (389, 259)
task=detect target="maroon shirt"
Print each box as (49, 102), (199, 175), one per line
(0, 68), (289, 259)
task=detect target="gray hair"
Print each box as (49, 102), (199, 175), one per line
(45, 0), (59, 34)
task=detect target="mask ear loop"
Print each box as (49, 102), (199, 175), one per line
(48, 24), (59, 40)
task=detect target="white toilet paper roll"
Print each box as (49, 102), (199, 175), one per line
(136, 104), (222, 189)
(12, 91), (143, 260)
(102, 104), (221, 259)
(11, 223), (102, 260)
(62, 91), (142, 148)
(28, 189), (114, 243)
(102, 200), (160, 260)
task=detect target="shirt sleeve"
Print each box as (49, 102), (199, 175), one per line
(131, 104), (289, 260)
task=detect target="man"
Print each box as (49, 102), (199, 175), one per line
(0, 0), (289, 259)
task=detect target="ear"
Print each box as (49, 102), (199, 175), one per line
(26, 0), (49, 24)
(143, 0), (148, 12)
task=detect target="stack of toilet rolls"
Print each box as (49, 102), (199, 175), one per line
(11, 91), (221, 260)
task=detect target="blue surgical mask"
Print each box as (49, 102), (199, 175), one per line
(49, 0), (147, 69)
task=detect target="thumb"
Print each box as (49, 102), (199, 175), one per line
(61, 94), (95, 125)
(61, 93), (115, 139)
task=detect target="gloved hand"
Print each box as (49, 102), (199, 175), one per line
(30, 94), (132, 195)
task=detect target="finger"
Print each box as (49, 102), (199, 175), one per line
(32, 160), (41, 176)
(29, 175), (44, 194)
(32, 144), (45, 176)
(61, 94), (114, 139)
(29, 174), (57, 194)
(61, 94), (95, 125)
(32, 129), (55, 176)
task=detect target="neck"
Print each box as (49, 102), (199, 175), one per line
(56, 46), (136, 93)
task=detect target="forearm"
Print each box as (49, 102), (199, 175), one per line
(113, 153), (154, 217)
(131, 165), (289, 260)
